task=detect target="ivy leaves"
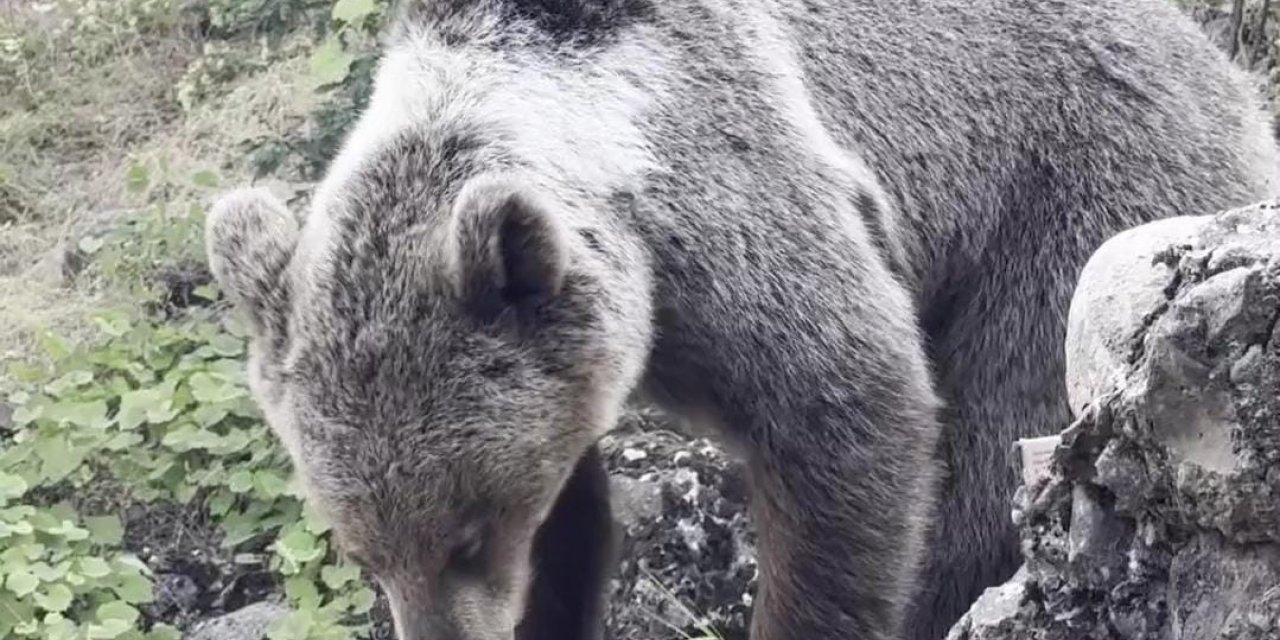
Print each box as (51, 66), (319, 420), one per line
(1, 169), (374, 640)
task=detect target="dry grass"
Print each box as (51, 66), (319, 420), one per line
(0, 0), (317, 363)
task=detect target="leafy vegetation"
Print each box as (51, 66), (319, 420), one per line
(2, 163), (376, 639)
(244, 0), (388, 179)
(1, 0), (393, 634)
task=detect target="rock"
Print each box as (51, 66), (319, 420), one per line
(945, 567), (1033, 640)
(149, 572), (202, 619)
(1064, 215), (1206, 416)
(949, 200), (1280, 640)
(601, 410), (756, 640)
(185, 601), (287, 640)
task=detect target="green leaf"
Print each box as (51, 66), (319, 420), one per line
(227, 470), (254, 493)
(103, 432), (144, 451)
(44, 520), (90, 541)
(309, 38), (354, 89)
(207, 334), (244, 357)
(43, 612), (77, 640)
(147, 625), (181, 640)
(117, 387), (176, 430)
(174, 482), (198, 504)
(97, 600), (140, 624)
(207, 490), (235, 517)
(275, 528), (324, 571)
(10, 403), (43, 425)
(87, 618), (134, 639)
(8, 361), (46, 384)
(0, 594), (34, 637)
(332, 0), (377, 23)
(348, 587), (376, 615)
(39, 332), (71, 361)
(268, 611), (314, 640)
(126, 163), (149, 194)
(189, 372), (246, 404)
(30, 562), (66, 582)
(113, 571), (152, 604)
(45, 370), (94, 396)
(5, 570), (38, 598)
(0, 473), (28, 501)
(79, 557), (113, 579)
(161, 423), (223, 451)
(284, 576), (320, 608)
(34, 584), (74, 612)
(219, 514), (262, 548)
(92, 311), (132, 338)
(113, 555), (152, 576)
(301, 502), (331, 535)
(48, 399), (109, 428)
(191, 170), (220, 188)
(210, 428), (251, 454)
(253, 471), (289, 498)
(34, 436), (87, 482)
(10, 541), (44, 561)
(85, 516), (124, 545)
(14, 617), (37, 635)
(320, 563), (361, 590)
(308, 615), (356, 640)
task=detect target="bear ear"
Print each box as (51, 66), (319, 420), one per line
(448, 177), (568, 316)
(205, 188), (299, 331)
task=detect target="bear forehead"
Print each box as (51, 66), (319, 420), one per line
(288, 321), (523, 417)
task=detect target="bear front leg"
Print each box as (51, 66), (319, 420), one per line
(746, 410), (939, 640)
(646, 253), (942, 640)
(517, 445), (616, 640)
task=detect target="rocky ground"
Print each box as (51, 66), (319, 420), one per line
(600, 410), (756, 640)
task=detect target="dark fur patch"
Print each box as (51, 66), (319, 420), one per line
(509, 0), (654, 46)
(516, 445), (615, 640)
(396, 0), (654, 47)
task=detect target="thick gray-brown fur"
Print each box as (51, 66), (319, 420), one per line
(205, 0), (1279, 639)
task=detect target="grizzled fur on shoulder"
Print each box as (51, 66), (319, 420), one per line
(207, 0), (1279, 639)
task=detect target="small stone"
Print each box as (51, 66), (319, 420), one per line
(968, 567), (1030, 628)
(1067, 485), (1133, 582)
(152, 572), (200, 613)
(186, 601), (287, 640)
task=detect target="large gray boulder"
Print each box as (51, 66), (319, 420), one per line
(948, 200), (1280, 640)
